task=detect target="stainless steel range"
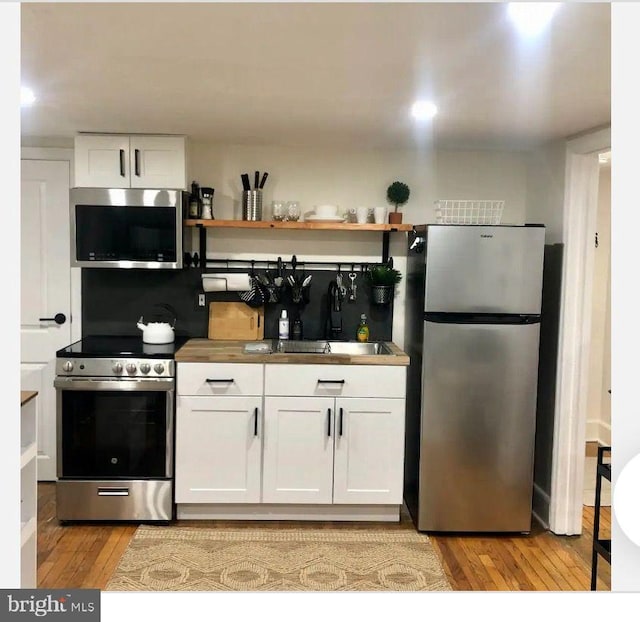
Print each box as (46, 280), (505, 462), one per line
(54, 336), (187, 522)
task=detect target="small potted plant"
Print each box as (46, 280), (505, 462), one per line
(367, 263), (402, 305)
(386, 181), (410, 225)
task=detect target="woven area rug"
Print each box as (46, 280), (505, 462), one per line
(106, 526), (452, 592)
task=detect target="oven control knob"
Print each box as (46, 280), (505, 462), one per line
(63, 360), (74, 373)
(126, 363), (137, 374)
(112, 362), (123, 374)
(139, 363), (151, 375)
(154, 363), (165, 375)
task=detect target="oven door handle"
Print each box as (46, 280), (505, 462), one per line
(97, 487), (130, 497)
(54, 377), (175, 391)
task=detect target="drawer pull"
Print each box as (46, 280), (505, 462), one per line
(206, 378), (234, 383)
(97, 487), (129, 496)
(317, 379), (345, 384)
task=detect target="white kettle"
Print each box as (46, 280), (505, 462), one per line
(137, 316), (175, 344)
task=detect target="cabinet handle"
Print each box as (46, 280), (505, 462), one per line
(119, 149), (125, 176)
(327, 408), (332, 437)
(317, 379), (345, 384)
(134, 149), (141, 176)
(254, 407), (259, 436)
(205, 378), (234, 383)
(339, 407), (344, 437)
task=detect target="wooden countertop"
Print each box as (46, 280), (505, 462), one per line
(175, 339), (410, 366)
(21, 391), (38, 407)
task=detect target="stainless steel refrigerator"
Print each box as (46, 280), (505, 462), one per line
(404, 224), (545, 532)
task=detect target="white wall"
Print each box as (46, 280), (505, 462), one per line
(586, 164), (611, 444)
(525, 140), (567, 241)
(187, 141), (530, 349)
(187, 141), (528, 226)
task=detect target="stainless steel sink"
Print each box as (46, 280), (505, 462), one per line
(272, 340), (393, 355)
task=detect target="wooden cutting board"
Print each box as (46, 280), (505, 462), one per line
(208, 302), (264, 340)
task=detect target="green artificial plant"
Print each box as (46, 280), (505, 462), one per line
(386, 181), (411, 213)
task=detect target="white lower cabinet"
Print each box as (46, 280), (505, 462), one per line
(333, 398), (405, 504)
(176, 362), (264, 504)
(262, 396), (335, 504)
(262, 396), (405, 505)
(176, 361), (407, 519)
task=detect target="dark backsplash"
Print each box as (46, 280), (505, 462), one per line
(82, 267), (394, 341)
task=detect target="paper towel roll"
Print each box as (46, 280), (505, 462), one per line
(202, 273), (252, 292)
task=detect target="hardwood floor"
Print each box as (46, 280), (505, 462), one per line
(37, 482), (610, 591)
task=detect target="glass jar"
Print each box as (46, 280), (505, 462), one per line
(271, 201), (286, 221)
(286, 201), (300, 222)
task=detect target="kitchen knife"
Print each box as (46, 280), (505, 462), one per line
(254, 171), (260, 190)
(241, 173), (251, 191)
(259, 172), (269, 189)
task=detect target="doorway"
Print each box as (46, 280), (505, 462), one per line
(549, 127), (611, 535)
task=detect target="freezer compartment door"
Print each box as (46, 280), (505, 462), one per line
(418, 320), (540, 532)
(424, 225), (545, 314)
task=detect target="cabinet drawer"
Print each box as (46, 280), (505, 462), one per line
(264, 364), (405, 398)
(178, 363), (263, 396)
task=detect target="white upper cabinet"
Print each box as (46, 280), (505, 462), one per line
(74, 134), (187, 189)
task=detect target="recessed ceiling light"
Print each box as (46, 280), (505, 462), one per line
(411, 100), (438, 121)
(507, 3), (560, 37)
(21, 86), (36, 107)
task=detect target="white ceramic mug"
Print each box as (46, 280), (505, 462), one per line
(373, 206), (387, 224)
(356, 206), (369, 224)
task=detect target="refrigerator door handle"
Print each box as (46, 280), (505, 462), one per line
(424, 312), (540, 325)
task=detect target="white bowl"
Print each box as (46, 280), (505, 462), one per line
(315, 204), (339, 218)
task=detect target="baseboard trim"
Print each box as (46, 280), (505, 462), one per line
(585, 420), (612, 446)
(177, 503), (401, 522)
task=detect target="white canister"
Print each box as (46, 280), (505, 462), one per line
(373, 206), (387, 224)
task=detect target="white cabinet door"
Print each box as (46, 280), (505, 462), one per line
(129, 136), (186, 189)
(175, 395), (262, 503)
(74, 134), (131, 188)
(333, 398), (406, 504)
(263, 396), (334, 504)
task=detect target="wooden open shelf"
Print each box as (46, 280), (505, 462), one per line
(184, 219), (413, 232)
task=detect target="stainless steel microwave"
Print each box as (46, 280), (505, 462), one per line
(70, 188), (186, 269)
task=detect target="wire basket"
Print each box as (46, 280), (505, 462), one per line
(435, 200), (504, 225)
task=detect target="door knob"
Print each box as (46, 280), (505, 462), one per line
(39, 313), (67, 325)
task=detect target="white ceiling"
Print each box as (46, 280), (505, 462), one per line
(20, 2), (611, 150)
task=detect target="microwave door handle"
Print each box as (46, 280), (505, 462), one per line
(119, 149), (126, 177)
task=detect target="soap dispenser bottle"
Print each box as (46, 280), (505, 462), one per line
(278, 309), (290, 340)
(356, 313), (370, 343)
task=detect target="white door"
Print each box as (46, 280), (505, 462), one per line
(175, 395), (262, 503)
(21, 159), (72, 480)
(333, 398), (405, 504)
(129, 136), (186, 190)
(74, 134), (131, 188)
(263, 396), (334, 504)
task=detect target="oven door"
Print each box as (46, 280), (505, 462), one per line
(54, 377), (175, 480)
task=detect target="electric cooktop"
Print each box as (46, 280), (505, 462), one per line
(56, 335), (190, 359)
